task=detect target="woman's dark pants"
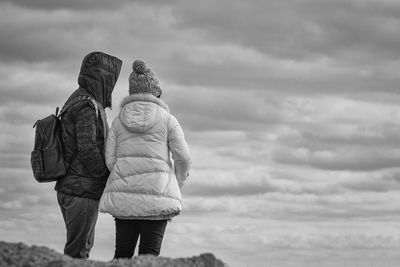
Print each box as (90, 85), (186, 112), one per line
(114, 218), (168, 259)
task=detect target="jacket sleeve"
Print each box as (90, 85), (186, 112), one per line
(168, 115), (191, 188)
(105, 119), (117, 171)
(75, 103), (108, 178)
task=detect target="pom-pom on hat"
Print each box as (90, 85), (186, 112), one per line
(129, 60), (162, 97)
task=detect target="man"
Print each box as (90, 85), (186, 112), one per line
(54, 51), (122, 259)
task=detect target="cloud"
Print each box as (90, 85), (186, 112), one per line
(2, 0), (399, 100)
(165, 86), (282, 132)
(183, 175), (275, 197)
(0, 2), (173, 64)
(2, 0), (175, 11)
(0, 3), (87, 62)
(163, 216), (400, 267)
(0, 64), (75, 105)
(267, 96), (400, 171)
(272, 147), (400, 171)
(1, 1), (400, 266)
(181, 185), (400, 221)
(171, 0), (400, 62)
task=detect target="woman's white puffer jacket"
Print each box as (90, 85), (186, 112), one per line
(99, 94), (191, 219)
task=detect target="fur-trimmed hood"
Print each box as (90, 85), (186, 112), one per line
(119, 93), (170, 133)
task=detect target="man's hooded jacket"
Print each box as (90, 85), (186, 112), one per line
(55, 52), (122, 200)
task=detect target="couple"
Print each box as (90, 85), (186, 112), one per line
(55, 51), (191, 259)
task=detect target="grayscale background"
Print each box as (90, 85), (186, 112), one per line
(1, 1), (400, 266)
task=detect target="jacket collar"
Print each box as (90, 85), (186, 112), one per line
(120, 93), (170, 113)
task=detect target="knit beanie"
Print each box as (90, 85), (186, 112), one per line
(129, 60), (162, 97)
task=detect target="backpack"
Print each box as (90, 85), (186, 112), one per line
(30, 96), (99, 183)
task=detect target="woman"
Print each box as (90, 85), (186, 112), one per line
(99, 60), (191, 258)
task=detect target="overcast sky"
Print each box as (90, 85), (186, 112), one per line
(1, 0), (400, 266)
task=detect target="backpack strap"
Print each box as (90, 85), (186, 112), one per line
(58, 95), (106, 172)
(59, 95), (97, 118)
(59, 95), (108, 143)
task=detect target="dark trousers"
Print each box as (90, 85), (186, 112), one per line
(114, 218), (168, 259)
(57, 191), (99, 259)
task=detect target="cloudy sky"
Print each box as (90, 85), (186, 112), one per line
(1, 0), (400, 266)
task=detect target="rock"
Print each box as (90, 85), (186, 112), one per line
(0, 241), (228, 267)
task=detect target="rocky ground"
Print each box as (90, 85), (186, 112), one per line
(0, 241), (228, 267)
